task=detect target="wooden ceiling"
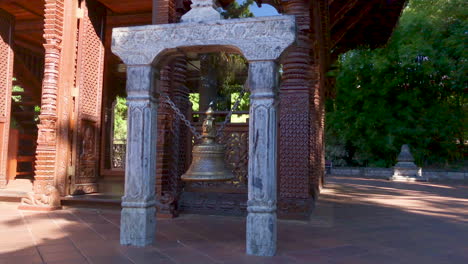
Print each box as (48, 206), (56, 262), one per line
(0, 0), (407, 58)
(98, 0), (152, 14)
(0, 0), (45, 50)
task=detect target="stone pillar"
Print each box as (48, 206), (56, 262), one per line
(0, 9), (14, 189)
(246, 61), (279, 257)
(120, 65), (158, 247)
(390, 144), (426, 182)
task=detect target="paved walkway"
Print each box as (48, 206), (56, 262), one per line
(1, 176), (467, 264)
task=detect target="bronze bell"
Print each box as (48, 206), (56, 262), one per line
(181, 107), (234, 182)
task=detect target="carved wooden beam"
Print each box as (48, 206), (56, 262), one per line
(329, 0), (359, 29)
(16, 19), (44, 32)
(331, 2), (374, 48)
(11, 2), (44, 18)
(107, 13), (152, 27)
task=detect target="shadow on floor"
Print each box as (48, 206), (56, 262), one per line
(0, 176), (467, 264)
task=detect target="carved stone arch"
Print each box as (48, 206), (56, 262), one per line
(151, 45), (244, 70)
(112, 10), (296, 256)
(254, 0), (284, 14)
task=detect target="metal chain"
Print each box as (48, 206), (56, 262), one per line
(160, 94), (202, 139)
(217, 90), (246, 135)
(160, 89), (246, 140)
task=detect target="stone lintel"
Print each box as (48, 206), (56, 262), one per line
(112, 15), (296, 65)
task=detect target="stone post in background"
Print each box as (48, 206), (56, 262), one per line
(390, 144), (427, 182)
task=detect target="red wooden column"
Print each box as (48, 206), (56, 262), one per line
(278, 0), (316, 219)
(311, 0), (331, 192)
(153, 0), (189, 218)
(0, 9), (14, 189)
(19, 0), (79, 209)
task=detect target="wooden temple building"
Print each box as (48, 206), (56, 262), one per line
(0, 0), (406, 221)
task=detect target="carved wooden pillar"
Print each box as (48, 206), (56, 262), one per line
(24, 0), (65, 206)
(20, 0), (79, 209)
(311, 0), (330, 191)
(278, 0), (315, 219)
(246, 61), (280, 257)
(0, 9), (14, 189)
(155, 65), (176, 217)
(169, 55), (189, 213)
(120, 65), (158, 246)
(154, 0), (188, 218)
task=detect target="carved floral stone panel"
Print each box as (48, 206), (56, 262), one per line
(112, 16), (296, 65)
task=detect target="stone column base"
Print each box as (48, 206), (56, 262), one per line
(120, 206), (156, 247)
(246, 211), (277, 256)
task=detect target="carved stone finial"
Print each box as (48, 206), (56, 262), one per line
(181, 0), (222, 23)
(390, 144), (427, 182)
(397, 144), (414, 162)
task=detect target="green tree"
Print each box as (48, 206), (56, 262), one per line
(326, 0), (467, 167)
(196, 0), (253, 112)
(113, 96), (128, 144)
(222, 0), (254, 19)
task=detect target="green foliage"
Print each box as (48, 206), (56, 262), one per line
(205, 0), (252, 112)
(221, 0), (254, 19)
(113, 96), (128, 144)
(326, 0), (467, 168)
(189, 93), (200, 112)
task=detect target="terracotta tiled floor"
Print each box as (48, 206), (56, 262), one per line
(1, 176), (467, 264)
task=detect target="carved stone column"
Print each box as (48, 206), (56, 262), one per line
(120, 65), (158, 247)
(111, 5), (296, 254)
(0, 9), (14, 189)
(246, 61), (279, 257)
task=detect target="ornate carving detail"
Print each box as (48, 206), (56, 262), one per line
(72, 0), (106, 194)
(112, 16), (296, 64)
(33, 0), (66, 196)
(277, 0), (320, 216)
(279, 92), (310, 199)
(180, 0), (221, 23)
(123, 98), (158, 204)
(277, 198), (313, 220)
(21, 185), (61, 208)
(186, 125), (249, 191)
(0, 11), (14, 119)
(180, 191), (247, 216)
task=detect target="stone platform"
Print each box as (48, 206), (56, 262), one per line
(1, 176), (467, 264)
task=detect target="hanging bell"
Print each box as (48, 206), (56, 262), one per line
(181, 107), (234, 182)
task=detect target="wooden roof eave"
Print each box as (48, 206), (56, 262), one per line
(330, 0), (407, 58)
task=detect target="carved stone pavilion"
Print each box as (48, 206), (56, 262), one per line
(0, 0), (407, 256)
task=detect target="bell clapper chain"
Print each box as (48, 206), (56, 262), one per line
(160, 94), (203, 139)
(160, 89), (246, 140)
